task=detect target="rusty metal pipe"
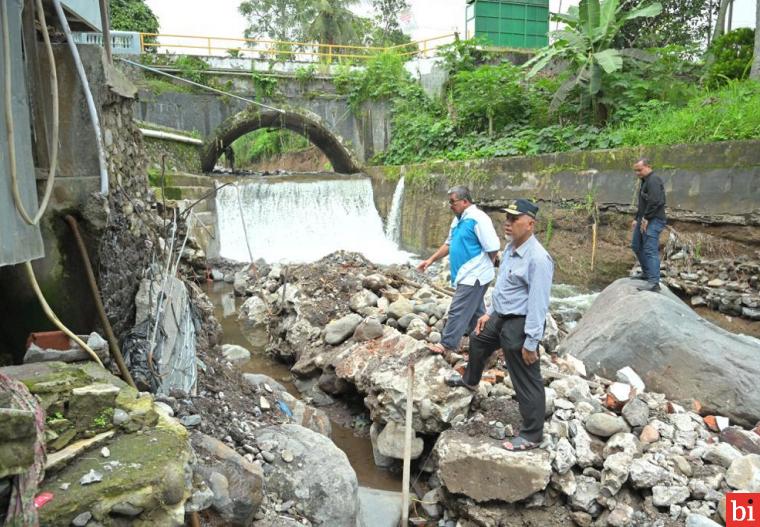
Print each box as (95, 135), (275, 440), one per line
(64, 215), (136, 388)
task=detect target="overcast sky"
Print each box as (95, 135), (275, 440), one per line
(145, 0), (757, 44)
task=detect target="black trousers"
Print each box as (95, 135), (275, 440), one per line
(463, 314), (545, 442)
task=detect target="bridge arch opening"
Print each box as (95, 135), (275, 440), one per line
(201, 106), (362, 174)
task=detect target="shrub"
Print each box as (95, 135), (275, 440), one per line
(705, 28), (755, 87)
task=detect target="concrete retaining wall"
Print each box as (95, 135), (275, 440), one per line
(368, 140), (760, 255)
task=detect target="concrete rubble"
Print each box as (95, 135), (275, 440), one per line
(218, 251), (760, 526)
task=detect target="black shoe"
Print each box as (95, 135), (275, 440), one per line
(445, 374), (477, 391)
(630, 273), (648, 280)
(637, 282), (661, 292)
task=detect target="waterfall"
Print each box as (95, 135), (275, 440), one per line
(216, 174), (411, 264)
(384, 176), (405, 243)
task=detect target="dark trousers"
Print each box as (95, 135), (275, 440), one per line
(440, 280), (488, 350)
(631, 217), (666, 285)
(463, 315), (545, 442)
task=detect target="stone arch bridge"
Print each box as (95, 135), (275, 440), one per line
(133, 73), (391, 173)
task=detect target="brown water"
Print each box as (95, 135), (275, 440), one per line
(202, 281), (402, 491)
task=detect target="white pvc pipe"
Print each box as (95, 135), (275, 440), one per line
(140, 128), (203, 145)
(51, 0), (109, 195)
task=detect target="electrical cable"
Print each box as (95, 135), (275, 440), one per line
(24, 262), (104, 367)
(117, 57), (285, 114)
(2, 0), (58, 225)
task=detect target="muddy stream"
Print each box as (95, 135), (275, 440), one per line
(203, 281), (402, 492)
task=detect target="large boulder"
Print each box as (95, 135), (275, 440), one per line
(191, 432), (264, 526)
(253, 424), (359, 526)
(562, 278), (760, 426)
(331, 327), (472, 433)
(435, 430), (552, 503)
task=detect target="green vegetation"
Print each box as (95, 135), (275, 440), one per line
(231, 129), (311, 168)
(705, 28), (756, 87)
(615, 80), (760, 145)
(110, 0), (159, 33)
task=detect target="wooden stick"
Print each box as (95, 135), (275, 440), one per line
(400, 364), (415, 526)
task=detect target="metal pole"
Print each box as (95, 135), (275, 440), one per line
(400, 364), (414, 526)
(99, 0), (112, 63)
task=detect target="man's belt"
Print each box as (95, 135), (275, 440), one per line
(497, 313), (525, 320)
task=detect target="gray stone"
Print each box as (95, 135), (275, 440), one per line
(80, 469), (103, 485)
(277, 391), (331, 437)
(570, 475), (602, 515)
(332, 329), (472, 433)
(377, 421), (424, 460)
(353, 317), (385, 341)
(435, 430), (551, 503)
(550, 376), (592, 403)
(110, 502), (144, 516)
(387, 297), (414, 319)
(607, 503), (634, 527)
(154, 401), (174, 417)
(421, 488), (442, 519)
(238, 296), (270, 349)
(629, 458), (673, 488)
(72, 511), (92, 526)
(362, 274), (388, 291)
(112, 408), (129, 426)
(405, 318), (430, 340)
(622, 397), (650, 428)
(180, 415), (201, 427)
(564, 278), (760, 426)
(349, 290), (379, 313)
(253, 425), (359, 527)
(221, 344), (251, 363)
(551, 469), (577, 497)
(369, 422), (394, 468)
(242, 373), (287, 394)
(192, 432), (264, 526)
(570, 420), (601, 468)
(726, 454), (760, 490)
(703, 442), (743, 468)
(552, 437), (577, 474)
(585, 413), (629, 438)
(324, 313), (363, 345)
(652, 485), (690, 507)
(603, 433), (641, 459)
(686, 514), (722, 527)
(427, 331), (441, 344)
(396, 313), (421, 329)
(601, 452), (633, 497)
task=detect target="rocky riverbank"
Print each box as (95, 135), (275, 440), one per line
(219, 250), (760, 527)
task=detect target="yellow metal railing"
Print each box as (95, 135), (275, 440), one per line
(138, 32), (457, 62)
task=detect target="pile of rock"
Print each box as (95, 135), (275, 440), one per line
(661, 250), (760, 320)
(431, 352), (760, 526)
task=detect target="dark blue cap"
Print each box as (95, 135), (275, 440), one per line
(503, 199), (539, 218)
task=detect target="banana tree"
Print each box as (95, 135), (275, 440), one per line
(525, 0), (662, 123)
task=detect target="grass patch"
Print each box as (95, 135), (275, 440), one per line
(615, 80), (760, 146)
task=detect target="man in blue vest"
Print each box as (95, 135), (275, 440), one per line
(417, 186), (501, 355)
(447, 199), (554, 452)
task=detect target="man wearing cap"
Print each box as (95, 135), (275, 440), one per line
(631, 158), (666, 292)
(447, 199), (553, 452)
(417, 186), (501, 355)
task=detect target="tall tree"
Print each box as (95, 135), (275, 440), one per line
(751, 0), (760, 80)
(305, 0), (363, 45)
(613, 0), (718, 48)
(371, 0), (410, 44)
(239, 0), (311, 41)
(711, 0), (732, 44)
(109, 0), (159, 33)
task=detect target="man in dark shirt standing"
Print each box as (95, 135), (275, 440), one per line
(631, 158), (667, 292)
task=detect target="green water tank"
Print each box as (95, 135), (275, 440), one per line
(465, 0), (549, 49)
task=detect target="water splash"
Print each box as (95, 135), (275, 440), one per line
(550, 284), (599, 329)
(216, 174), (412, 264)
(385, 176), (405, 243)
